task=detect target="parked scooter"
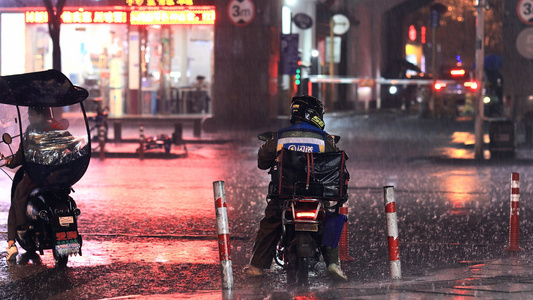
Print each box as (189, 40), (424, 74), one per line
(258, 132), (349, 285)
(0, 70), (90, 267)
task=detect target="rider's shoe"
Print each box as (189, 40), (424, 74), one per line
(243, 264), (264, 276)
(6, 244), (18, 261)
(326, 263), (348, 281)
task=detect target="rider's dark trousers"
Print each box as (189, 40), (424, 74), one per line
(250, 199), (340, 269)
(7, 174), (35, 241)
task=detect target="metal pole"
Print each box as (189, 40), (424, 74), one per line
(384, 186), (401, 279)
(474, 0), (486, 160)
(139, 123), (144, 160)
(213, 181), (234, 290)
(328, 17), (335, 109)
(430, 25), (437, 116)
(99, 125), (105, 161)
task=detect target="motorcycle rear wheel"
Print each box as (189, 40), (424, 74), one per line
(286, 257), (309, 286)
(53, 249), (68, 269)
(297, 257), (309, 285)
(286, 260), (297, 285)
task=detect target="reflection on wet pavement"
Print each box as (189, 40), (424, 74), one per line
(434, 132), (491, 159)
(434, 147), (491, 159)
(22, 238), (220, 267)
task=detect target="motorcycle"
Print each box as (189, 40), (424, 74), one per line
(258, 132), (349, 285)
(0, 70), (90, 268)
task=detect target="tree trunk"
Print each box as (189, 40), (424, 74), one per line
(43, 0), (66, 72)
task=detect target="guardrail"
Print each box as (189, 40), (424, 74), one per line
(307, 75), (459, 86)
(307, 75), (473, 113)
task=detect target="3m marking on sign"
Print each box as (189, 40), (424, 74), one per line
(517, 0), (533, 25)
(227, 0), (255, 26)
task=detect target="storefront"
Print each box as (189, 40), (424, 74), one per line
(1, 2), (215, 117)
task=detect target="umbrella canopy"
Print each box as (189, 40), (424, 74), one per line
(0, 70), (88, 107)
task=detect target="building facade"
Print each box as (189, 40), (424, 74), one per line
(1, 0), (515, 129)
(0, 0), (216, 118)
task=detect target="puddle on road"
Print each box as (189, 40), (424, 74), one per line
(14, 239), (220, 267)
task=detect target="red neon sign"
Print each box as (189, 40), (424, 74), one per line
(26, 10), (128, 24)
(25, 8), (215, 25)
(127, 0), (193, 6)
(408, 25), (416, 42)
(130, 10), (215, 25)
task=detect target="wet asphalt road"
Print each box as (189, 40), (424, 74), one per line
(1, 113), (533, 299)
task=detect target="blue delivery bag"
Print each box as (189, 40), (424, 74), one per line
(322, 212), (347, 248)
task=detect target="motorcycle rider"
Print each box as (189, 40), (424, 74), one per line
(5, 107), (52, 261)
(243, 95), (348, 281)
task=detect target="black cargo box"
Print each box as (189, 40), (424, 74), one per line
(268, 148), (349, 200)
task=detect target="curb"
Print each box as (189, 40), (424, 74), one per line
(91, 152), (188, 159)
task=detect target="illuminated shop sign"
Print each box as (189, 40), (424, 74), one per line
(25, 8), (215, 25)
(26, 10), (128, 24)
(130, 10), (214, 25)
(126, 0), (193, 6)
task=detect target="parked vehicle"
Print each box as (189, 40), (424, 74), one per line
(0, 70), (90, 268)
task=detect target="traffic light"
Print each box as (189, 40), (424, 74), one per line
(295, 60), (302, 86)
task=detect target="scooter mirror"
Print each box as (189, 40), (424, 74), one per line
(257, 131), (274, 141)
(333, 135), (341, 143)
(2, 133), (12, 145)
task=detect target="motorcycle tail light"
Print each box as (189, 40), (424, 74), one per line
(290, 200), (321, 221)
(295, 211), (316, 219)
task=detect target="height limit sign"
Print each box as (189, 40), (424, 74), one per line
(227, 0), (255, 26)
(517, 0), (533, 25)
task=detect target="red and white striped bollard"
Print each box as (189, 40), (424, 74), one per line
(339, 206), (355, 261)
(213, 181), (234, 290)
(384, 186), (401, 279)
(507, 172), (522, 252)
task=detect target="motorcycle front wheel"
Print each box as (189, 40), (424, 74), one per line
(53, 249), (68, 269)
(274, 242), (285, 267)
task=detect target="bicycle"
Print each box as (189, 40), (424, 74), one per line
(87, 99), (109, 151)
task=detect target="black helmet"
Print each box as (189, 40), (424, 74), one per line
(290, 95), (325, 129)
